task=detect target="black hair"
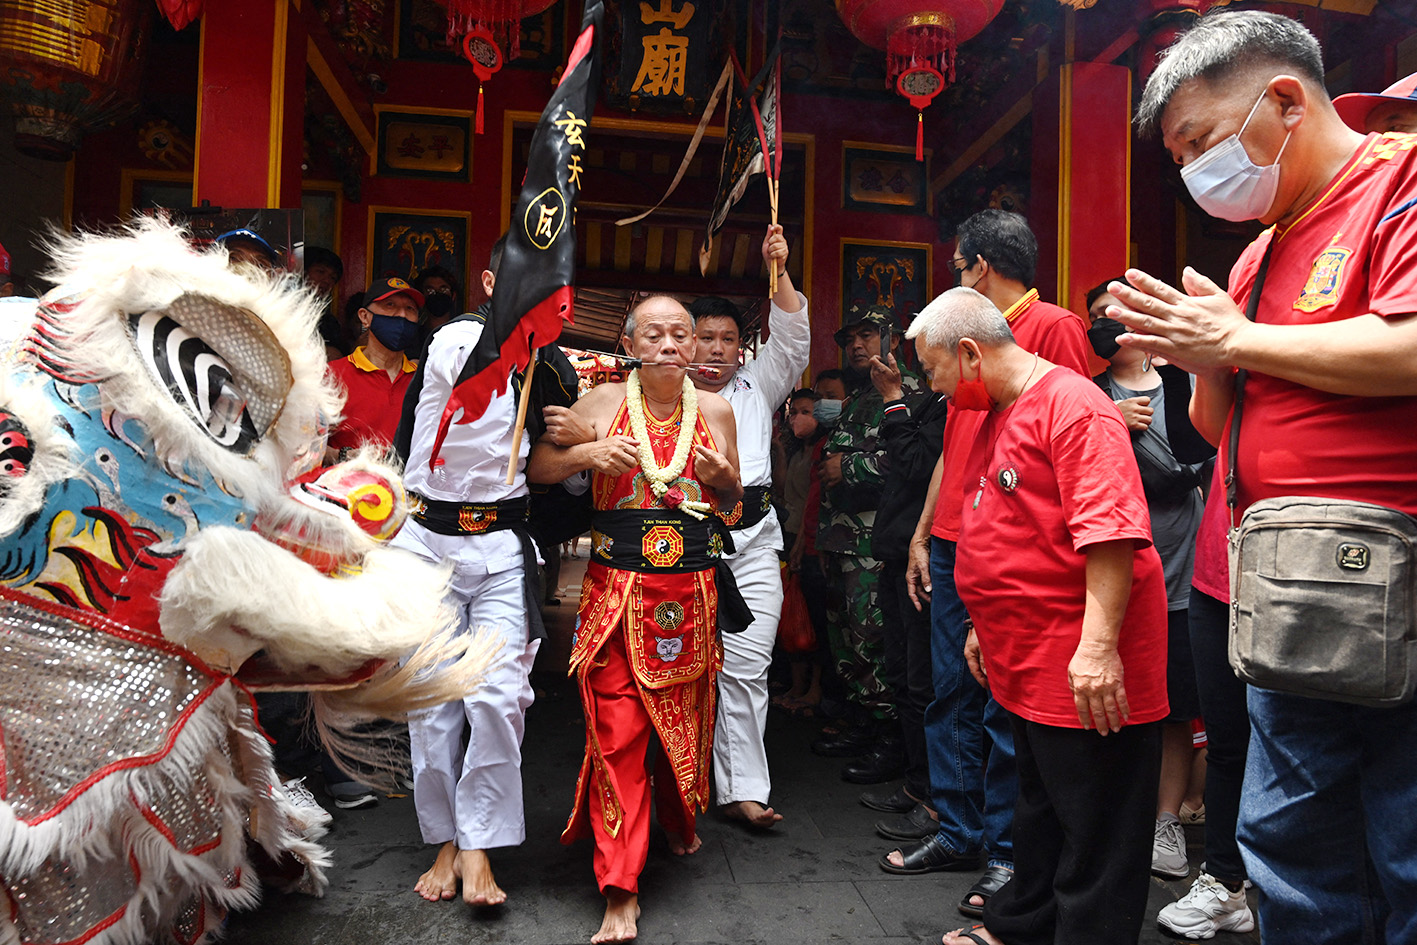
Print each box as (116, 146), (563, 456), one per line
(414, 265), (460, 297)
(814, 368), (845, 388)
(788, 387), (821, 402)
(1085, 277), (1129, 312)
(305, 246), (343, 278)
(688, 296), (746, 336)
(488, 233), (509, 277)
(956, 209), (1038, 288)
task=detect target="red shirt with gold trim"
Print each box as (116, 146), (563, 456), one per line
(326, 346), (417, 451)
(931, 289), (1093, 542)
(1227, 132), (1417, 516)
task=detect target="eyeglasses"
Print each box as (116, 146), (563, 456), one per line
(423, 285), (453, 296)
(950, 257), (970, 273)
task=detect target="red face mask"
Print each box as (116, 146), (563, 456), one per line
(952, 349), (993, 411)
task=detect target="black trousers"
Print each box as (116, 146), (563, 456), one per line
(983, 713), (1161, 945)
(1188, 587), (1250, 884)
(878, 558), (933, 798)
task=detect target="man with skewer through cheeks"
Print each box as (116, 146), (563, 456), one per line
(528, 296), (743, 944)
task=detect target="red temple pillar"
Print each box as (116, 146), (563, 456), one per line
(1032, 61), (1132, 319)
(193, 0), (306, 209)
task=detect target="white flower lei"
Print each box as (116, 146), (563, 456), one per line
(625, 368), (713, 520)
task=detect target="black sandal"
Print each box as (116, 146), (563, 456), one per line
(878, 836), (982, 875)
(958, 865), (1013, 917)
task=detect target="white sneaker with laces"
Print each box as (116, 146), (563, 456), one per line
(276, 776), (332, 839)
(1157, 872), (1256, 939)
(1152, 813), (1189, 879)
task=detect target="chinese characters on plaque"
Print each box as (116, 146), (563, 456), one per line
(609, 0), (720, 114)
(376, 110), (472, 182)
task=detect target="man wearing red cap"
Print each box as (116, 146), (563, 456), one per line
(325, 277), (426, 462)
(1335, 72), (1417, 134)
(0, 242), (13, 298)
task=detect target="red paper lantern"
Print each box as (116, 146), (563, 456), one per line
(437, 0), (558, 134)
(836, 0), (1006, 160)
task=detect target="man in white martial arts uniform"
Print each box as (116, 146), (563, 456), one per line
(690, 224), (810, 828)
(391, 238), (581, 906)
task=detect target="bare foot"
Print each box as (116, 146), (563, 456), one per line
(666, 830), (702, 855)
(455, 848), (506, 906)
(721, 800), (783, 829)
(942, 924), (1005, 945)
(414, 841), (458, 902)
(592, 887), (640, 943)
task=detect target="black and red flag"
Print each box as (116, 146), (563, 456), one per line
(426, 0), (605, 468)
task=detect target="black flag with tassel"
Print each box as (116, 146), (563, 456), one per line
(426, 0), (605, 468)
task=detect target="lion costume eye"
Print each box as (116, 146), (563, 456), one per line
(127, 294), (292, 454)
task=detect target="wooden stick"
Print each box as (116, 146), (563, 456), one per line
(506, 353), (538, 485)
(768, 176), (780, 295)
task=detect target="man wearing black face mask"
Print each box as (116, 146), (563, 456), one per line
(325, 277), (425, 462)
(414, 266), (462, 349)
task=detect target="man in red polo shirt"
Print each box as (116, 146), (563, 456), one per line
(327, 277), (425, 461)
(1111, 12), (1417, 942)
(883, 210), (1092, 919)
(907, 287), (1167, 945)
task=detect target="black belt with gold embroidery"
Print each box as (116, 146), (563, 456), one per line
(588, 510), (734, 574)
(717, 485), (774, 530)
(409, 493), (530, 536)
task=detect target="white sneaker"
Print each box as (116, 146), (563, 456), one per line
(1157, 872), (1256, 939)
(1152, 813), (1189, 879)
(276, 776), (332, 838)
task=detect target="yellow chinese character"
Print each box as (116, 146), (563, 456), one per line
(568, 154), (585, 188)
(640, 0), (694, 30)
(633, 28), (689, 97)
(555, 112), (589, 150)
(535, 202), (560, 241)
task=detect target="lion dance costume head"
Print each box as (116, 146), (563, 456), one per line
(0, 219), (490, 945)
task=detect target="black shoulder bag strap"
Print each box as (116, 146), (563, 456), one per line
(1225, 240), (1276, 518)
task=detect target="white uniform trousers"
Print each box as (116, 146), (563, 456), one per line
(408, 565), (540, 850)
(712, 539), (783, 804)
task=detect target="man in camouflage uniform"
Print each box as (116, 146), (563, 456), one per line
(811, 305), (925, 772)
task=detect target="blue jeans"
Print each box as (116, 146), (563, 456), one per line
(1240, 687), (1417, 944)
(923, 538), (1016, 866)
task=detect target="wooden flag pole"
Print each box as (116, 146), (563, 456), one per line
(506, 351), (538, 485)
(768, 177), (779, 295)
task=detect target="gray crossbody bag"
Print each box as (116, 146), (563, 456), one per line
(1226, 244), (1417, 707)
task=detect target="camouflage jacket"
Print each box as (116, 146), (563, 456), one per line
(817, 365), (926, 557)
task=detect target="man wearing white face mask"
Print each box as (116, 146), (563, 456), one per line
(1114, 11), (1417, 944)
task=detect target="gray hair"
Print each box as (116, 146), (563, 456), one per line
(905, 287), (1014, 353)
(1136, 10), (1325, 137)
(623, 293), (692, 341)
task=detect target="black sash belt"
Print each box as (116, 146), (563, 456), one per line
(409, 494), (529, 536)
(589, 510), (751, 634)
(717, 485), (774, 531)
(408, 493), (545, 641)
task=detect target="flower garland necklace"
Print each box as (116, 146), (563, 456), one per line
(625, 368), (713, 520)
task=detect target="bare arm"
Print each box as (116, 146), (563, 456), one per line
(695, 392), (743, 507)
(905, 452), (945, 610)
(1068, 539), (1135, 735)
(527, 385), (639, 484)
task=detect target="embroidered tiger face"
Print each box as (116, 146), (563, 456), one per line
(654, 634), (684, 662)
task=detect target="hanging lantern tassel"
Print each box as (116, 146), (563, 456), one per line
(463, 26), (504, 138)
(888, 18), (955, 165)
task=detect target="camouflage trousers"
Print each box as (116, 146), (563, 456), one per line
(822, 551), (894, 721)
